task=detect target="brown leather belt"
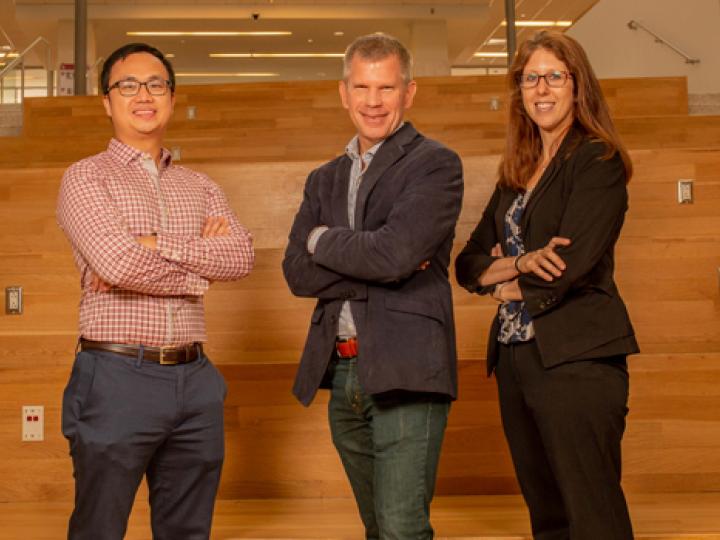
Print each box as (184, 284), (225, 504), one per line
(80, 338), (202, 365)
(336, 337), (358, 359)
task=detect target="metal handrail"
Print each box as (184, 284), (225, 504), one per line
(0, 25), (15, 51)
(627, 20), (700, 64)
(87, 56), (104, 74)
(85, 56), (105, 95)
(0, 36), (51, 80)
(0, 36), (53, 103)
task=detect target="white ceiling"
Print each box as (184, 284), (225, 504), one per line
(6, 0), (598, 83)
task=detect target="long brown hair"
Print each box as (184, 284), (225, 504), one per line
(499, 31), (632, 191)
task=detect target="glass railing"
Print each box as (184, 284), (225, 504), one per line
(0, 65), (52, 103)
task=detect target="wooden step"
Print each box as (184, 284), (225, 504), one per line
(1, 494), (718, 539)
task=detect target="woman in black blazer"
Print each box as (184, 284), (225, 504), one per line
(455, 32), (638, 539)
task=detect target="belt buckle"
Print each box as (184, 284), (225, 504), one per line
(159, 346), (178, 365)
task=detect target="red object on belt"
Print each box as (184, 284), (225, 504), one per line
(336, 337), (358, 358)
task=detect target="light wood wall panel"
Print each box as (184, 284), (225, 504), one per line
(0, 76), (717, 502)
(1, 140), (719, 502)
(0, 76), (694, 168)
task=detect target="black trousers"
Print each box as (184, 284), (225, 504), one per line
(495, 341), (633, 540)
(62, 348), (227, 540)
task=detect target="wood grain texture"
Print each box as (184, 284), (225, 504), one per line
(0, 77), (718, 504)
(0, 76), (694, 168)
(0, 493), (719, 539)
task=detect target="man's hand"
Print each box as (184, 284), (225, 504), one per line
(136, 235), (158, 250)
(516, 236), (571, 282)
(202, 216), (230, 238)
(89, 271), (112, 293)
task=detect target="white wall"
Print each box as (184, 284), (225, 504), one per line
(568, 0), (720, 94)
(410, 20), (451, 77)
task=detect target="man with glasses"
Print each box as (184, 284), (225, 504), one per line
(56, 43), (254, 540)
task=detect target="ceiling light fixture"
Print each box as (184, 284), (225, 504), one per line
(176, 72), (280, 77)
(127, 31), (292, 37)
(485, 38), (507, 45)
(501, 20), (572, 27)
(473, 52), (509, 58)
(210, 52), (344, 58)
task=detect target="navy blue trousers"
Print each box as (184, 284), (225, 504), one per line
(62, 348), (227, 540)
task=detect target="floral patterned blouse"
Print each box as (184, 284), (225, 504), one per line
(498, 190), (535, 344)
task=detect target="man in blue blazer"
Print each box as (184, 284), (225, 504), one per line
(283, 33), (463, 539)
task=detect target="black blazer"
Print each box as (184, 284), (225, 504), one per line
(455, 127), (639, 374)
(283, 123), (464, 406)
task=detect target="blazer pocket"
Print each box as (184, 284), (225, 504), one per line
(589, 284), (614, 297)
(385, 294), (444, 325)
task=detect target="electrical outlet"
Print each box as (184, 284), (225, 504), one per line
(186, 105), (196, 120)
(5, 286), (22, 314)
(22, 405), (44, 442)
(677, 179), (694, 204)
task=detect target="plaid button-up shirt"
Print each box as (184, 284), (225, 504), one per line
(57, 138), (254, 346)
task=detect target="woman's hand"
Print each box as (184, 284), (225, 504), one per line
(517, 236), (571, 282)
(493, 279), (522, 302)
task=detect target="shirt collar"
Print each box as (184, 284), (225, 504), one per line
(344, 121), (405, 162)
(107, 138), (173, 169)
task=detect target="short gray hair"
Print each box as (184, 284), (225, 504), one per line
(342, 33), (413, 83)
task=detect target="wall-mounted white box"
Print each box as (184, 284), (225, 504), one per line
(22, 405), (44, 442)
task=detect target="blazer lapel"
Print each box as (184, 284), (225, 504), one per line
(522, 158), (560, 228)
(522, 126), (581, 229)
(354, 123), (416, 230)
(331, 157), (352, 228)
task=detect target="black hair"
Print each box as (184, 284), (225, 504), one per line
(101, 42), (175, 95)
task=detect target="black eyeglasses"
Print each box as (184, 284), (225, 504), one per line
(518, 70), (573, 89)
(106, 78), (172, 97)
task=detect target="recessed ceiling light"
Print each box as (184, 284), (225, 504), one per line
(502, 20), (572, 27)
(334, 31), (345, 37)
(307, 38), (314, 43)
(127, 31), (292, 37)
(165, 53), (175, 58)
(474, 52), (509, 58)
(485, 38), (507, 46)
(210, 52), (344, 58)
(176, 72), (280, 77)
